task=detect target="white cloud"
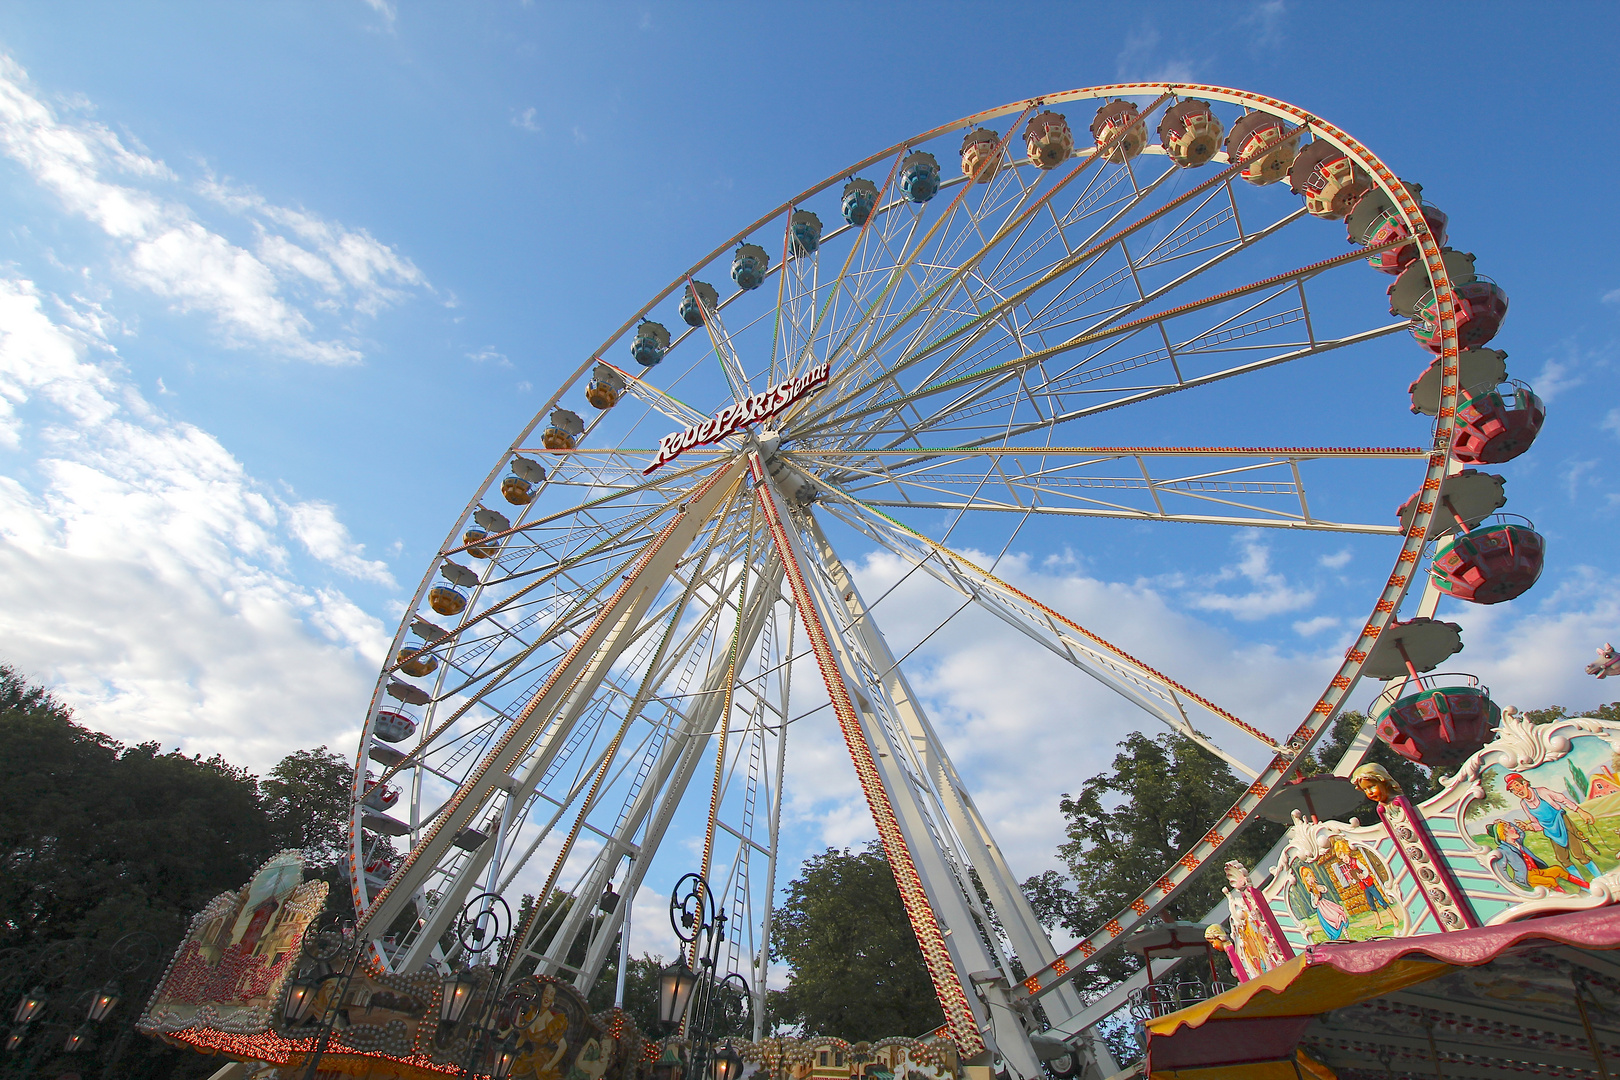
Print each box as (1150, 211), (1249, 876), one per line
(361, 0), (397, 31)
(0, 274), (387, 769)
(1242, 0), (1287, 48)
(201, 177), (427, 318)
(511, 107), (541, 134)
(1186, 531), (1315, 620)
(1292, 615), (1340, 637)
(1603, 287), (1620, 306)
(285, 500), (397, 587)
(1361, 565), (1620, 718)
(812, 546), (1343, 886)
(0, 53), (425, 364)
(1115, 22), (1196, 82)
(1318, 548), (1352, 570)
(1532, 357), (1583, 403)
(466, 347), (511, 367)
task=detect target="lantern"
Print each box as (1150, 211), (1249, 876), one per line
(12, 989), (44, 1025)
(283, 975), (319, 1024)
(86, 984), (119, 1023)
(714, 1043), (743, 1080)
(441, 969), (479, 1026)
(491, 1034), (520, 1079)
(658, 959), (697, 1026)
(63, 1024), (90, 1053)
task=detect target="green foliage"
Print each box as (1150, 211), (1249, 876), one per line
(1522, 705), (1572, 726)
(0, 665), (270, 952)
(1587, 702), (1620, 724)
(1465, 769), (1508, 821)
(263, 745), (352, 862)
(1022, 732), (1281, 988)
(0, 663), (374, 1078)
(770, 842), (945, 1041)
(1568, 760), (1591, 804)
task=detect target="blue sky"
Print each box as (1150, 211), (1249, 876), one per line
(1, 2), (1618, 958)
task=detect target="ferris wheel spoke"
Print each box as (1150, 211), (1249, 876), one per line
(399, 491), (769, 967)
(512, 553), (788, 984)
(797, 123), (1273, 438)
(374, 489), (756, 831)
(798, 246), (1408, 454)
(360, 460), (748, 937)
(820, 99), (1187, 407)
(811, 494), (1279, 772)
(797, 445), (1422, 534)
(834, 196), (1293, 444)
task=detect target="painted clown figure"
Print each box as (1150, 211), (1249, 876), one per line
(1504, 771), (1602, 882)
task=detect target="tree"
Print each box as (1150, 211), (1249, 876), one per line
(262, 744), (358, 923)
(1021, 732), (1281, 988)
(262, 746), (352, 862)
(0, 665), (271, 951)
(770, 842), (945, 1041)
(0, 665), (270, 1078)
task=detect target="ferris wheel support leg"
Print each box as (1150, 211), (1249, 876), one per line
(753, 457), (1042, 1078)
(363, 460), (747, 956)
(753, 633), (790, 1043)
(524, 560), (786, 988)
(801, 514), (1088, 1028)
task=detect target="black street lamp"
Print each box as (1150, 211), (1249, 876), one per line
(661, 872), (752, 1080)
(62, 1023), (91, 1054)
(85, 985), (119, 1024)
(713, 1042), (743, 1080)
(1, 931), (161, 1079)
(488, 1033), (519, 1080)
(280, 920), (367, 1080)
(439, 967), (481, 1028)
(441, 892), (520, 1080)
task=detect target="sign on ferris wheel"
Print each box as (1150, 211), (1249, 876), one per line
(644, 361), (830, 473)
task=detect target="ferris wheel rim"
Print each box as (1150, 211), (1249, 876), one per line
(348, 82), (1466, 1028)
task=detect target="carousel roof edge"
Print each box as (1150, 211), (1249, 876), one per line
(1145, 903), (1620, 1038)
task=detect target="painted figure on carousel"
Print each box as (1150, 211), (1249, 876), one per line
(1488, 820), (1589, 892)
(1298, 865), (1351, 941)
(1504, 771), (1603, 883)
(1329, 836), (1396, 930)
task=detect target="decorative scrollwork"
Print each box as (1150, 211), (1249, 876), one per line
(109, 930), (161, 976)
(669, 872), (715, 945)
(302, 919), (352, 963)
(457, 892), (513, 957)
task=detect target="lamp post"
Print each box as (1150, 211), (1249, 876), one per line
(440, 892), (519, 1080)
(1, 930), (160, 1080)
(659, 873), (751, 1080)
(278, 919), (365, 1080)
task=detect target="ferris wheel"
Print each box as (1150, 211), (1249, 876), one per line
(347, 84), (1541, 1077)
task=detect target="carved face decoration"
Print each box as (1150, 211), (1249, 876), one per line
(1351, 764), (1400, 804)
